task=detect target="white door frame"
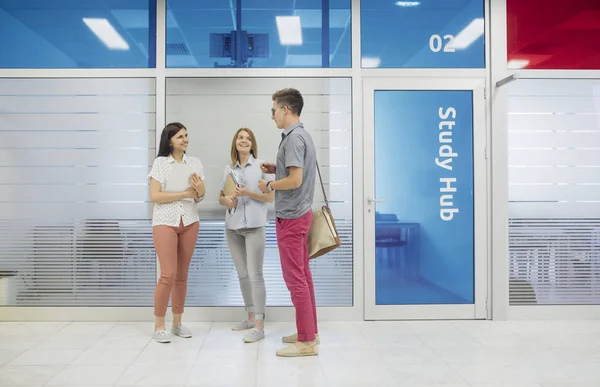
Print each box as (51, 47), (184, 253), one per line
(363, 77), (488, 320)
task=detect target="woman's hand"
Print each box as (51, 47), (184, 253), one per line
(189, 173), (203, 195)
(184, 187), (197, 199)
(234, 184), (249, 197)
(224, 195), (238, 209)
(189, 173), (205, 198)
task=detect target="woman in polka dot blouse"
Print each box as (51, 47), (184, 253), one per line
(148, 122), (205, 344)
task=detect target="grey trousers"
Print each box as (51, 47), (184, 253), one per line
(226, 227), (266, 320)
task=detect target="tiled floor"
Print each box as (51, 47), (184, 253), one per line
(0, 320), (599, 387)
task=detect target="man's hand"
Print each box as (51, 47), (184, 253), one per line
(260, 162), (276, 174)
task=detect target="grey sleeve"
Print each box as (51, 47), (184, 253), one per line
(284, 135), (306, 169)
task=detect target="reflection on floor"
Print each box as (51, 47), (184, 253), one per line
(0, 320), (599, 387)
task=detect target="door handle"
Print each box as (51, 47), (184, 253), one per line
(367, 197), (383, 204)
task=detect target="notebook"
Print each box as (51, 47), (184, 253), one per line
(165, 163), (202, 193)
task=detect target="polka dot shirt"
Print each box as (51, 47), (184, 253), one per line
(148, 154), (205, 227)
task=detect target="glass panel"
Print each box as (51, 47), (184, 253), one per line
(361, 0), (485, 69)
(374, 90), (474, 305)
(166, 0), (351, 68)
(507, 0), (600, 70)
(166, 77), (353, 306)
(508, 79), (600, 305)
(0, 78), (157, 306)
(0, 0), (156, 68)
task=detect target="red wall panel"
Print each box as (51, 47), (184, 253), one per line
(507, 0), (600, 69)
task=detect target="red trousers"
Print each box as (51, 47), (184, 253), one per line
(276, 211), (318, 342)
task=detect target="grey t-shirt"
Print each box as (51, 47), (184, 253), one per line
(275, 122), (317, 219)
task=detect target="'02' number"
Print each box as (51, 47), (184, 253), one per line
(429, 34), (455, 53)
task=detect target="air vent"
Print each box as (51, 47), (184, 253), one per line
(166, 43), (190, 55)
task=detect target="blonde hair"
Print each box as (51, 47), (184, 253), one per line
(230, 127), (258, 166)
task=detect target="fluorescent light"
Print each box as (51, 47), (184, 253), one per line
(362, 57), (381, 68)
(508, 59), (530, 69)
(276, 16), (303, 45)
(450, 18), (484, 50)
(83, 18), (129, 50)
(395, 1), (421, 7)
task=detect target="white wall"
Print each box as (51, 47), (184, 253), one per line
(165, 77), (353, 219)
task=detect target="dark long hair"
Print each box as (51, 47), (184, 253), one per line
(157, 122), (186, 158)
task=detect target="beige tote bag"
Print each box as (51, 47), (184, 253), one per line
(308, 163), (341, 259)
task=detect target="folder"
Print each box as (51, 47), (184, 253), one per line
(223, 170), (240, 196)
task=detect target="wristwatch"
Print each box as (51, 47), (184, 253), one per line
(266, 181), (274, 192)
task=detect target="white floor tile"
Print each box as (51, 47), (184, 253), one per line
(4, 323), (68, 337)
(35, 334), (100, 350)
(8, 349), (82, 366)
(470, 384), (543, 387)
(362, 331), (425, 348)
(186, 363), (255, 387)
(378, 346), (447, 367)
(194, 347), (257, 366)
(46, 365), (128, 386)
(0, 320), (597, 387)
(542, 384), (600, 387)
(71, 349), (142, 366)
(0, 323), (20, 336)
(452, 364), (545, 384)
(389, 364), (467, 384)
(134, 348), (199, 365)
(59, 322), (115, 336)
(89, 335), (150, 351)
(322, 364), (394, 387)
(104, 323), (150, 337)
(0, 335), (49, 351)
(416, 332), (483, 348)
(145, 335), (206, 350)
(117, 363), (192, 386)
(256, 364), (326, 387)
(0, 365), (63, 386)
(0, 350), (24, 367)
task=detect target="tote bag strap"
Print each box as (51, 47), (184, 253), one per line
(315, 161), (329, 208)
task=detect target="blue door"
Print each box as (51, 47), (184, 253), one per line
(364, 79), (487, 320)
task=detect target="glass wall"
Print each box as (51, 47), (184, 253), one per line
(165, 77), (353, 306)
(361, 0), (485, 68)
(0, 1), (157, 68)
(508, 78), (600, 305)
(166, 0), (351, 68)
(0, 78), (157, 306)
(0, 0), (496, 314)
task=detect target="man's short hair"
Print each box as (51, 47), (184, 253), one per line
(272, 88), (304, 116)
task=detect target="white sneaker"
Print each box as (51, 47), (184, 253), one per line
(231, 320), (256, 331)
(243, 328), (265, 343)
(171, 325), (192, 338)
(153, 330), (171, 343)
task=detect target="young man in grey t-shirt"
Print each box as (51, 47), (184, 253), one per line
(258, 88), (319, 357)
